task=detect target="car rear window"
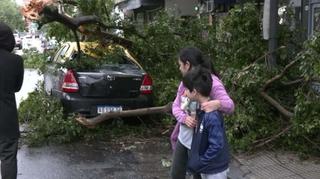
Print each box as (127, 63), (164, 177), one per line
(63, 47), (139, 70)
(81, 54), (136, 66)
(105, 56), (135, 65)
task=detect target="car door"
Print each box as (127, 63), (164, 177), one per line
(44, 44), (70, 95)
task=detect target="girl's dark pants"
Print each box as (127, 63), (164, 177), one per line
(171, 140), (201, 179)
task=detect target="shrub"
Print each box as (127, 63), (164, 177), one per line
(19, 84), (84, 145)
(216, 3), (320, 156)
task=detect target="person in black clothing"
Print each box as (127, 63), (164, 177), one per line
(0, 22), (24, 179)
(182, 67), (229, 179)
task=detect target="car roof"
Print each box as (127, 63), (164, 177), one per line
(64, 42), (143, 69)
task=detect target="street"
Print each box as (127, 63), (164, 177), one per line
(17, 137), (172, 179)
(15, 68), (42, 108)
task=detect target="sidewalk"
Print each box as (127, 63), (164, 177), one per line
(2, 134), (319, 178)
(228, 150), (320, 179)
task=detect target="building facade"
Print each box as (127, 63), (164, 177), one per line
(113, 0), (319, 38)
(113, 0), (238, 23)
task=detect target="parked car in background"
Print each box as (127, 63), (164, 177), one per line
(44, 42), (153, 117)
(13, 33), (22, 49)
(22, 34), (43, 52)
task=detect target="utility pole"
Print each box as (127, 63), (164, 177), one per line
(263, 0), (279, 69)
(268, 0), (278, 68)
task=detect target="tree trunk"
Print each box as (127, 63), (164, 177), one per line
(75, 102), (173, 127)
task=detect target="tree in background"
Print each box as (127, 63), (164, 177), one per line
(0, 0), (24, 31)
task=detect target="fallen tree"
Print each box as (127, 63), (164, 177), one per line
(20, 0), (136, 52)
(75, 102), (173, 128)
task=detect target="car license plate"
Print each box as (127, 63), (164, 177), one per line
(97, 106), (122, 114)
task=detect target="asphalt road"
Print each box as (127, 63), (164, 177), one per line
(17, 137), (172, 179)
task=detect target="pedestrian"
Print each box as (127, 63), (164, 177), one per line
(170, 47), (234, 179)
(183, 67), (230, 179)
(0, 22), (24, 179)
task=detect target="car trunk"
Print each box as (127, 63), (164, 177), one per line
(76, 64), (144, 98)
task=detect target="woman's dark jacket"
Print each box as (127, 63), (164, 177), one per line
(0, 22), (24, 139)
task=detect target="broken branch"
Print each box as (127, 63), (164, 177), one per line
(260, 91), (294, 118)
(75, 102), (173, 127)
(254, 125), (292, 148)
(262, 59), (299, 91)
(259, 59), (299, 118)
(303, 135), (320, 151)
(79, 28), (133, 48)
(281, 78), (305, 86)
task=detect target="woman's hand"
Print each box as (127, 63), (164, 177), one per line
(201, 100), (221, 112)
(185, 115), (197, 128)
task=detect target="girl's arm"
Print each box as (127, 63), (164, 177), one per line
(201, 75), (234, 114)
(172, 82), (187, 123)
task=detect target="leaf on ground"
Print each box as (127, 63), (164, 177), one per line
(161, 158), (172, 168)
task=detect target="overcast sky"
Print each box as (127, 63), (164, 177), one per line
(15, 0), (24, 6)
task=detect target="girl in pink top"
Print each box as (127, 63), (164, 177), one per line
(170, 47), (234, 179)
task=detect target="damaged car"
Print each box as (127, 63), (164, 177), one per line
(44, 42), (153, 117)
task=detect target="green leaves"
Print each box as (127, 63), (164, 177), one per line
(19, 84), (84, 145)
(22, 49), (48, 72)
(216, 3), (319, 155)
(0, 0), (24, 30)
(61, 45), (126, 70)
(215, 3), (266, 68)
(77, 0), (115, 24)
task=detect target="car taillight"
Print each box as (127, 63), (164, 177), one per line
(62, 70), (79, 93)
(140, 74), (153, 94)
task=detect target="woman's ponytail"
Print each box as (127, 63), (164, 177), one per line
(202, 56), (219, 78)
